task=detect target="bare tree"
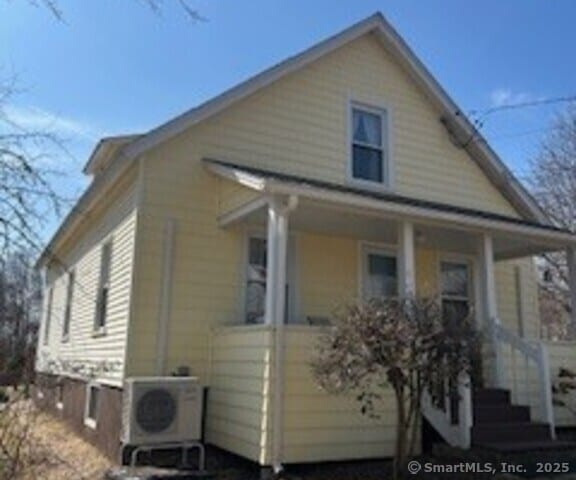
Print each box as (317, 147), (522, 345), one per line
(311, 297), (480, 479)
(0, 251), (41, 390)
(17, 0), (204, 22)
(0, 79), (66, 256)
(528, 104), (576, 338)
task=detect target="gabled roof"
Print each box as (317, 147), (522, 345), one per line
(83, 134), (141, 175)
(38, 12), (553, 268)
(118, 12), (549, 225)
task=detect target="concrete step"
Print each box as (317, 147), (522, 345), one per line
(473, 405), (531, 424)
(472, 422), (551, 444)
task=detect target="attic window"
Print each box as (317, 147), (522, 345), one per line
(350, 104), (389, 186)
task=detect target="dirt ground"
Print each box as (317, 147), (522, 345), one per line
(20, 409), (112, 480)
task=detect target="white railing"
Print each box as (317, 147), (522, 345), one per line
(488, 316), (555, 439)
(421, 372), (472, 449)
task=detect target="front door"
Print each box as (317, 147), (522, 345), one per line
(439, 260), (472, 323)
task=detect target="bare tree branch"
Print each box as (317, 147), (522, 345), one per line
(528, 103), (576, 339)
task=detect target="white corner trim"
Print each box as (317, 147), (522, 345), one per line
(156, 218), (176, 376)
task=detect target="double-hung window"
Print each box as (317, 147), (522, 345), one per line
(43, 287), (54, 345)
(244, 235), (293, 324)
(62, 270), (75, 341)
(351, 104), (388, 185)
(245, 237), (267, 324)
(440, 261), (471, 324)
(94, 242), (112, 333)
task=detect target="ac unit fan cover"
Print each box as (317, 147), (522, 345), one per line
(135, 388), (178, 433)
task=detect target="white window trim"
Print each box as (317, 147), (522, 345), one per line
(347, 100), (392, 190)
(358, 241), (398, 301)
(84, 383), (101, 429)
(56, 383), (64, 410)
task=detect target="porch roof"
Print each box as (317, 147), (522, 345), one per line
(204, 159), (576, 232)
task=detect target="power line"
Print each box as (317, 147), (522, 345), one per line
(470, 94), (576, 126)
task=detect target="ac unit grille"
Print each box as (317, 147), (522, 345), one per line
(135, 388), (177, 433)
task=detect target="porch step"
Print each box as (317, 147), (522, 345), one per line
(473, 388), (510, 405)
(473, 405), (530, 423)
(475, 440), (576, 453)
(472, 422), (551, 444)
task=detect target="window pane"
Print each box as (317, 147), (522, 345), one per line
(366, 254), (397, 299)
(441, 262), (469, 297)
(43, 288), (54, 345)
(353, 145), (383, 182)
(249, 238), (267, 267)
(353, 109), (382, 146)
(443, 299), (470, 324)
(88, 387), (99, 420)
(246, 238), (267, 324)
(63, 271), (75, 337)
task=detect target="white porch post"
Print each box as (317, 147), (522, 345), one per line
(398, 221), (416, 297)
(479, 233), (503, 387)
(264, 197), (289, 325)
(263, 195), (296, 474)
(567, 247), (576, 333)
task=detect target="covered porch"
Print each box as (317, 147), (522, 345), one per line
(204, 158), (576, 468)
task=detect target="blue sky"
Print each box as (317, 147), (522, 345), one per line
(2, 0), (576, 233)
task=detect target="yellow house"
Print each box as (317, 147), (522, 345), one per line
(34, 12), (576, 470)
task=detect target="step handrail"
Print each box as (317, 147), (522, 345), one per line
(421, 371), (472, 449)
(488, 316), (555, 439)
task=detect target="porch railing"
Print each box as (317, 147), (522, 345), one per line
(421, 371), (472, 449)
(488, 316), (555, 439)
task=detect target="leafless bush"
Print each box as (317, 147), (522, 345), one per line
(311, 297), (480, 479)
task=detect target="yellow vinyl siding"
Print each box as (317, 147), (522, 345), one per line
(297, 234), (357, 319)
(118, 29), (546, 464)
(218, 179), (261, 217)
(282, 327), (399, 462)
(37, 172), (138, 386)
(206, 326), (272, 464)
(155, 34), (520, 218)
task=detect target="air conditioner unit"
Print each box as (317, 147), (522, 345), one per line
(122, 377), (203, 445)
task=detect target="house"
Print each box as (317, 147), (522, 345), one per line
(34, 12), (576, 471)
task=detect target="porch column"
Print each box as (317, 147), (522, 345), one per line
(478, 233), (503, 387)
(264, 195), (297, 474)
(567, 247), (576, 334)
(399, 221), (416, 297)
(264, 197), (290, 325)
(479, 233), (498, 321)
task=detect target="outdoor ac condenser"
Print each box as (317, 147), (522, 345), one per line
(122, 377), (203, 445)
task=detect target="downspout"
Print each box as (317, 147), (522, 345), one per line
(156, 217), (176, 376)
(269, 195), (298, 474)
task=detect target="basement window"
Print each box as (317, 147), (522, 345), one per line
(84, 384), (100, 429)
(56, 384), (64, 410)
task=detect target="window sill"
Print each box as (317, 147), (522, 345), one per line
(346, 177), (393, 193)
(92, 328), (107, 338)
(84, 418), (97, 429)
